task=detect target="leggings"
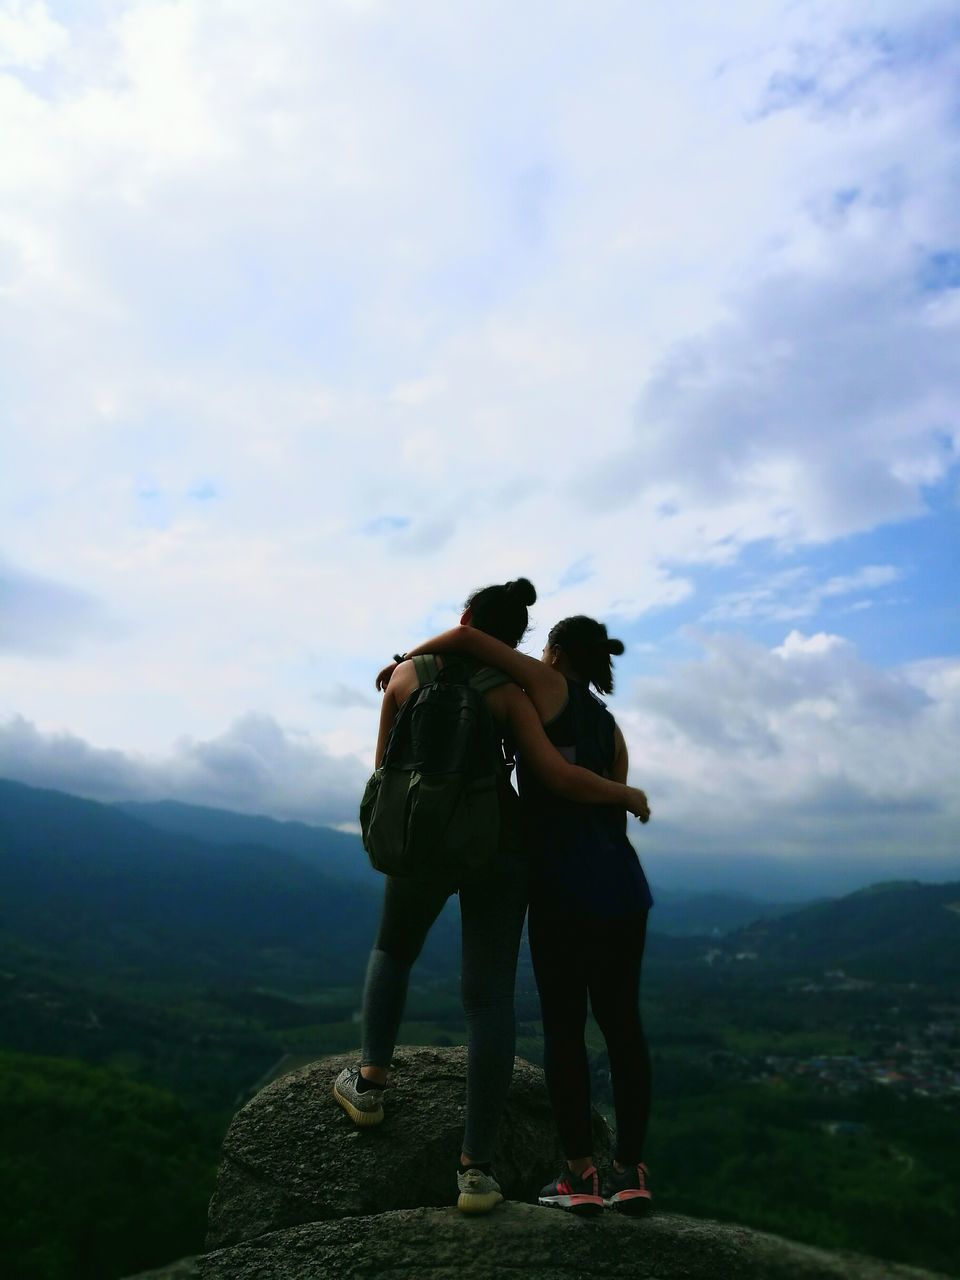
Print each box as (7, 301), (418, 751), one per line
(528, 897), (651, 1164)
(361, 858), (528, 1163)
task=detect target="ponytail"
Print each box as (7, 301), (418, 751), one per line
(547, 615), (624, 694)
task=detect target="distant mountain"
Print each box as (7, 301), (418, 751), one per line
(721, 879), (960, 982)
(642, 845), (960, 902)
(0, 777), (389, 989)
(0, 778), (469, 1105)
(117, 799), (375, 886)
(0, 778), (462, 1002)
(648, 889), (803, 937)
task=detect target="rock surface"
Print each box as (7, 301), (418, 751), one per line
(198, 1203), (948, 1280)
(198, 1044), (953, 1280)
(206, 1045), (611, 1249)
(122, 1260), (199, 1280)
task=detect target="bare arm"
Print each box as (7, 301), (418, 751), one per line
(387, 625), (565, 720)
(503, 686), (649, 820)
(610, 724), (650, 820)
(612, 724), (629, 785)
(374, 661), (417, 766)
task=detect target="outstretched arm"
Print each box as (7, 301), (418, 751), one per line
(504, 687), (650, 821)
(379, 625), (565, 718)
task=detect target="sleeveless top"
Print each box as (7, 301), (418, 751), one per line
(515, 678), (653, 917)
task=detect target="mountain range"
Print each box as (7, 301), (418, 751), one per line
(4, 778), (960, 983)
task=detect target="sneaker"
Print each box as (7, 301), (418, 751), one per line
(537, 1164), (603, 1215)
(602, 1161), (652, 1214)
(332, 1066), (385, 1127)
(456, 1165), (503, 1214)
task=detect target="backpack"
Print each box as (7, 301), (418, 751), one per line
(359, 654), (513, 878)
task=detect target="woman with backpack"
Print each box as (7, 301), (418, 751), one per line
(385, 610), (654, 1217)
(333, 578), (650, 1216)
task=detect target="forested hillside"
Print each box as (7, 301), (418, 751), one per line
(2, 778), (957, 1278)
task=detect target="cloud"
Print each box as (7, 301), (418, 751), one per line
(3, 625), (956, 886)
(0, 1), (67, 71)
(0, 558), (110, 654)
(315, 682), (377, 710)
(580, 13), (960, 545)
(0, 0), (957, 868)
(707, 564), (902, 623)
(0, 711), (369, 826)
(619, 630), (957, 864)
(585, 248), (960, 540)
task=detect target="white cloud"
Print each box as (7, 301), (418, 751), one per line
(3, 625), (955, 886)
(0, 0), (956, 888)
(620, 629), (959, 864)
(774, 630), (847, 658)
(0, 1), (66, 70)
(708, 564), (902, 623)
(0, 710), (369, 825)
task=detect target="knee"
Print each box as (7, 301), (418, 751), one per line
(594, 1005), (644, 1049)
(374, 931), (423, 967)
(368, 942), (416, 976)
(541, 1010), (587, 1054)
(461, 979), (514, 1018)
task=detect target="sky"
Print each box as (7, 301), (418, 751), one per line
(1, 0), (958, 894)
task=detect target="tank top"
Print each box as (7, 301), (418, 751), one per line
(515, 678), (653, 917)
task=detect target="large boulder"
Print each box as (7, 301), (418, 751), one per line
(206, 1045), (610, 1249)
(201, 1044), (951, 1280)
(197, 1203), (947, 1280)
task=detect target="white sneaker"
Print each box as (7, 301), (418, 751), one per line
(457, 1165), (503, 1214)
(332, 1066), (385, 1127)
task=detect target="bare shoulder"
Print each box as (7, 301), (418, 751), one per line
(389, 659), (420, 703)
(485, 680), (521, 725)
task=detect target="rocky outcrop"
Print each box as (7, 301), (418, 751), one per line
(196, 1045), (952, 1280)
(198, 1202), (945, 1280)
(206, 1045), (610, 1248)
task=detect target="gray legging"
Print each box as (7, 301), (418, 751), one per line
(361, 857), (528, 1163)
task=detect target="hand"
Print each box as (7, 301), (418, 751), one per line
(375, 662), (398, 692)
(627, 788), (650, 823)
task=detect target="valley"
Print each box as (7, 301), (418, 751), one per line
(1, 778), (958, 1279)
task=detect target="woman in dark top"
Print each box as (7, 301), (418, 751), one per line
(347, 582), (651, 1217)
(392, 614), (654, 1215)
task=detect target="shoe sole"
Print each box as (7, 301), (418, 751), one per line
(332, 1081), (384, 1127)
(538, 1194), (603, 1217)
(457, 1190), (503, 1214)
(604, 1192), (652, 1215)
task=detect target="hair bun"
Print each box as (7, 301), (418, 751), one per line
(505, 577), (537, 606)
(607, 638), (625, 656)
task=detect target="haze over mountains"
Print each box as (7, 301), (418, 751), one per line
(3, 764), (955, 902)
(4, 776), (959, 981)
(105, 794), (960, 901)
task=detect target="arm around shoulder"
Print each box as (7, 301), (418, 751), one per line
(504, 687), (649, 818)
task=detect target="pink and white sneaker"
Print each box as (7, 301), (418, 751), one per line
(538, 1164), (604, 1215)
(602, 1160), (652, 1214)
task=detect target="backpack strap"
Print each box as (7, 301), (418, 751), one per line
(468, 664), (513, 695)
(411, 653), (440, 686)
(410, 654), (511, 694)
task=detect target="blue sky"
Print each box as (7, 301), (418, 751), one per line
(0, 0), (958, 887)
(625, 491), (960, 672)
